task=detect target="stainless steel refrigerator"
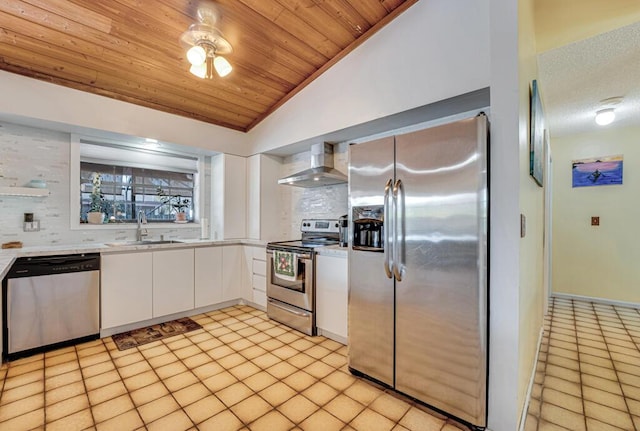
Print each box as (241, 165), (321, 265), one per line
(348, 114), (488, 427)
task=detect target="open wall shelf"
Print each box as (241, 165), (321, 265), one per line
(0, 186), (50, 197)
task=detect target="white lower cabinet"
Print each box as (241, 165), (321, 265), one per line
(316, 254), (348, 340)
(194, 246), (223, 308)
(222, 245), (243, 302)
(241, 245), (267, 307)
(101, 244), (251, 332)
(152, 248), (194, 317)
(101, 252), (153, 329)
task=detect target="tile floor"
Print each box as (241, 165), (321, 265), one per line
(525, 297), (640, 430)
(0, 304), (469, 431)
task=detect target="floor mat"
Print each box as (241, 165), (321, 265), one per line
(111, 317), (202, 350)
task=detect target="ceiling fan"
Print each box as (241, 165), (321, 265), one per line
(179, 3), (233, 79)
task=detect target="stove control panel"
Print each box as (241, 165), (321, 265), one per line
(300, 218), (339, 234)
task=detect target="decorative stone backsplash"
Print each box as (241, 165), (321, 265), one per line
(0, 122), (200, 247)
(279, 143), (349, 239)
(0, 121), (349, 246)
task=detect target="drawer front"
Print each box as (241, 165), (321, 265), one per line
(252, 274), (266, 292)
(253, 258), (266, 276)
(252, 289), (267, 307)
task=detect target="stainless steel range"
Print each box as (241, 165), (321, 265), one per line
(266, 218), (339, 335)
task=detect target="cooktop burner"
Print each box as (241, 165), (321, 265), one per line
(267, 218), (340, 252)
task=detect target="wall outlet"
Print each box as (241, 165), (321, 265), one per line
(591, 216), (600, 226)
(24, 221), (40, 232)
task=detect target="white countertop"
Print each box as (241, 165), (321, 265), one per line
(316, 244), (348, 257)
(0, 239), (268, 280)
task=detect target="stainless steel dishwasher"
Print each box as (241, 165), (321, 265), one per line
(2, 253), (100, 361)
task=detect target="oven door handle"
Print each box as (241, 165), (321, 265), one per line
(268, 299), (311, 317)
(266, 250), (312, 261)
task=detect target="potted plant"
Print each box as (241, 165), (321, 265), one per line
(87, 172), (106, 224)
(157, 187), (191, 222)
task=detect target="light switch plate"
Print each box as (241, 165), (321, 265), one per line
(520, 214), (526, 238)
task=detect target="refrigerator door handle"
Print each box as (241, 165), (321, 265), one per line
(393, 179), (405, 282)
(383, 178), (394, 279)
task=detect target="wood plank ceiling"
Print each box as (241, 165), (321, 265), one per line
(0, 0), (417, 132)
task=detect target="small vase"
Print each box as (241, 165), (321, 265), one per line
(87, 211), (105, 224)
(175, 212), (187, 223)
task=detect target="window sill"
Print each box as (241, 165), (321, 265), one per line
(71, 222), (200, 231)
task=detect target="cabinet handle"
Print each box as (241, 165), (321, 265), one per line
(268, 299), (309, 317)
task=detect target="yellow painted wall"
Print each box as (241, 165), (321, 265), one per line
(551, 125), (640, 303)
(534, 0), (640, 52)
(518, 0), (546, 423)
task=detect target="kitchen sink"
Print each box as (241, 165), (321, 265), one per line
(105, 240), (184, 247)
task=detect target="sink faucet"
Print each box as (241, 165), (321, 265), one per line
(136, 210), (148, 242)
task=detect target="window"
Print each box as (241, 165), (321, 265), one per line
(74, 137), (201, 225)
(80, 162), (194, 223)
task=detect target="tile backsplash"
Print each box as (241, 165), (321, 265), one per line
(0, 122), (200, 247)
(279, 143), (349, 239)
(0, 121), (349, 246)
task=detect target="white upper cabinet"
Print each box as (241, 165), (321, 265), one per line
(247, 154), (282, 241)
(211, 154), (247, 240)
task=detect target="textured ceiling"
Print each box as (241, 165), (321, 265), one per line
(537, 21), (640, 138)
(534, 0), (640, 52)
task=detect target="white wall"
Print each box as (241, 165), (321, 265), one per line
(248, 0), (490, 154)
(488, 0), (547, 428)
(0, 70), (248, 156)
(517, 0), (546, 427)
(488, 0), (522, 428)
(552, 125), (640, 303)
(0, 122), (202, 246)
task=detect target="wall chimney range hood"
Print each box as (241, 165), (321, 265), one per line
(278, 143), (347, 188)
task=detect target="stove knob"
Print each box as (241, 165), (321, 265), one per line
(335, 223), (339, 228)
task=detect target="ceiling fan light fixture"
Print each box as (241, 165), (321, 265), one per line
(189, 63), (207, 79)
(214, 55), (232, 77)
(186, 45), (206, 66)
(595, 108), (615, 126)
(180, 4), (233, 80)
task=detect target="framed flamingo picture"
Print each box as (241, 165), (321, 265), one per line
(572, 155), (623, 187)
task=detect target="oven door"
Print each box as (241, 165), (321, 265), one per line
(266, 250), (314, 311)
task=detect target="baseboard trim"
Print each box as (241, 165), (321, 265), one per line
(518, 326), (544, 431)
(100, 299), (241, 338)
(552, 292), (640, 309)
(317, 328), (347, 345)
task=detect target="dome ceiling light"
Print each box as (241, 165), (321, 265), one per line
(594, 96), (623, 126)
(179, 4), (233, 79)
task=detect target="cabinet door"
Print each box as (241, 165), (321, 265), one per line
(222, 245), (243, 301)
(153, 249), (194, 317)
(101, 252), (153, 329)
(316, 255), (348, 339)
(195, 247), (223, 308)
